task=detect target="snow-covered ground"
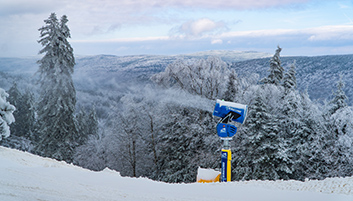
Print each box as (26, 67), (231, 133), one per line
(1, 146), (353, 201)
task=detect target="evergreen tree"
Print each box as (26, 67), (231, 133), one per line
(7, 83), (35, 139)
(87, 108), (99, 137)
(223, 69), (238, 101)
(278, 90), (302, 180)
(34, 13), (78, 163)
(283, 61), (297, 93)
(154, 105), (217, 183)
(76, 107), (98, 146)
(1, 84), (35, 151)
(297, 91), (331, 180)
(234, 90), (272, 180)
(22, 90), (36, 140)
(328, 75), (348, 115)
(261, 46), (284, 85)
(324, 77), (353, 177)
(7, 83), (21, 136)
(0, 88), (15, 141)
(234, 87), (293, 181)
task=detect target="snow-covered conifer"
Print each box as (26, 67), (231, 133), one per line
(283, 61), (297, 92)
(154, 105), (217, 183)
(1, 84), (35, 151)
(7, 83), (35, 139)
(34, 13), (78, 163)
(261, 46), (284, 85)
(0, 88), (15, 141)
(223, 69), (238, 101)
(76, 107), (98, 146)
(328, 75), (348, 115)
(297, 91), (332, 180)
(234, 89), (279, 180)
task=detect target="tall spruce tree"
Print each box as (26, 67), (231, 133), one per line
(328, 75), (348, 115)
(261, 46), (284, 85)
(7, 83), (35, 139)
(325, 76), (353, 177)
(154, 105), (216, 183)
(283, 61), (297, 93)
(234, 89), (282, 180)
(34, 13), (78, 163)
(223, 69), (238, 101)
(295, 91), (329, 180)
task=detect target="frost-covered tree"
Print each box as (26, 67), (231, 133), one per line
(223, 69), (238, 101)
(1, 84), (35, 151)
(261, 46), (284, 85)
(327, 106), (353, 177)
(234, 89), (273, 180)
(76, 107), (98, 146)
(73, 133), (107, 171)
(104, 92), (157, 178)
(323, 76), (353, 177)
(151, 56), (229, 99)
(34, 13), (78, 163)
(233, 85), (295, 181)
(283, 61), (297, 92)
(6, 83), (21, 135)
(328, 75), (348, 116)
(7, 83), (35, 139)
(154, 104), (218, 183)
(0, 88), (15, 141)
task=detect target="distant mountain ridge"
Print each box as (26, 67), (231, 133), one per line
(72, 50), (273, 88)
(231, 54), (353, 105)
(0, 51), (352, 105)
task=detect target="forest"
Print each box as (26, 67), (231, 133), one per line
(1, 13), (353, 183)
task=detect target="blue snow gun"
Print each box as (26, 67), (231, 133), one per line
(213, 99), (248, 138)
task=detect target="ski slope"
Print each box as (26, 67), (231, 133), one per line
(1, 146), (352, 201)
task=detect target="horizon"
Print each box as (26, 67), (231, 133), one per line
(1, 49), (353, 59)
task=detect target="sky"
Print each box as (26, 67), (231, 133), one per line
(1, 0), (353, 57)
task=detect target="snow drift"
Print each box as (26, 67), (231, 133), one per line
(0, 146), (352, 201)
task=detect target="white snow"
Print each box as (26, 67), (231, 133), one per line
(1, 146), (353, 201)
(197, 167), (220, 182)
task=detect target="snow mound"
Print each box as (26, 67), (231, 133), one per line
(197, 167), (220, 182)
(1, 146), (353, 201)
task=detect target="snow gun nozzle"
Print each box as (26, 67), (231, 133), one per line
(212, 99), (248, 124)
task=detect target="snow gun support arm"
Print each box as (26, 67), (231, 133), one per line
(217, 111), (241, 125)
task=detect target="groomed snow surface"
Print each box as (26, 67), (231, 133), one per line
(1, 146), (353, 201)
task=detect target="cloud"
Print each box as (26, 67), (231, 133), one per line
(0, 0), (319, 40)
(0, 0), (66, 16)
(211, 39), (223, 44)
(307, 25), (353, 41)
(170, 18), (228, 38)
(218, 25), (353, 42)
(102, 0), (312, 10)
(0, 0), (346, 57)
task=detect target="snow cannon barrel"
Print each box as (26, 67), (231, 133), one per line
(213, 99), (248, 124)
